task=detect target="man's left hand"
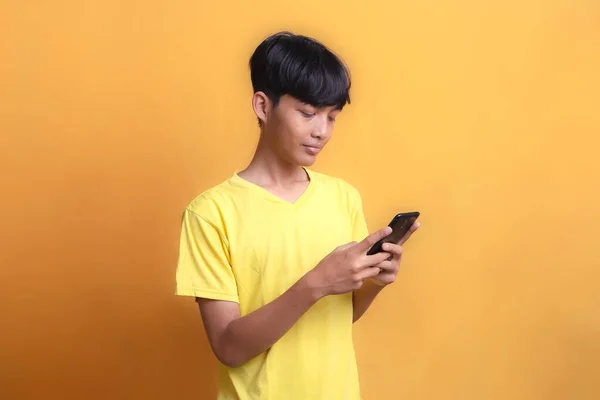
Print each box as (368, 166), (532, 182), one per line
(371, 221), (420, 287)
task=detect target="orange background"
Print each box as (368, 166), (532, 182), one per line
(2, 1), (600, 399)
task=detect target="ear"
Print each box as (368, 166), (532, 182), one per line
(252, 91), (271, 125)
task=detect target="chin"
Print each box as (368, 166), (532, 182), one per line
(284, 147), (319, 167)
(296, 154), (317, 167)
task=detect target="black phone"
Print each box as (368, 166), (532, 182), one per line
(366, 212), (420, 255)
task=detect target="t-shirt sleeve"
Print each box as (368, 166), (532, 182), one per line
(350, 189), (369, 243)
(175, 208), (239, 302)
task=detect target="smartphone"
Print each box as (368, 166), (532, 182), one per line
(366, 212), (420, 255)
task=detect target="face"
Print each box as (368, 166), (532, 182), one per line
(255, 94), (341, 166)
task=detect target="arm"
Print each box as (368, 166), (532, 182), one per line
(197, 274), (320, 368)
(352, 279), (384, 322)
(197, 229), (392, 368)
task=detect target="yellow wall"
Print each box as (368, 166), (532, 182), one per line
(2, 1), (599, 399)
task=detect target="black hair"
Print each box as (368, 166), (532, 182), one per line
(249, 31), (351, 112)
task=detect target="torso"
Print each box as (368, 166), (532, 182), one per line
(184, 169), (368, 400)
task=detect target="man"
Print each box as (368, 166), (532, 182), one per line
(175, 31), (419, 400)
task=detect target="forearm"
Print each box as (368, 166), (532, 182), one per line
(218, 275), (321, 367)
(352, 279), (384, 322)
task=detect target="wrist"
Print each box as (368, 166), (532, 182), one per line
(300, 270), (328, 301)
(366, 277), (387, 291)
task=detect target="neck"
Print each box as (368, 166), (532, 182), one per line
(240, 135), (308, 186)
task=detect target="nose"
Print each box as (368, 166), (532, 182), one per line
(311, 116), (327, 140)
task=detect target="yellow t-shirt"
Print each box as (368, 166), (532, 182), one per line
(175, 168), (369, 400)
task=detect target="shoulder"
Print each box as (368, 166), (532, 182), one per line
(307, 169), (363, 203)
(184, 175), (242, 223)
(308, 169), (361, 195)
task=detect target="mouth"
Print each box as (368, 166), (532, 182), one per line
(303, 145), (322, 155)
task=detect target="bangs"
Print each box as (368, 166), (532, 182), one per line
(277, 45), (351, 109)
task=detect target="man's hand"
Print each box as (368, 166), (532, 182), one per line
(306, 227), (394, 297)
(371, 221), (421, 287)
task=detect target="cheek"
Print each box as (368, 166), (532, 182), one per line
(286, 121), (310, 143)
(273, 123), (302, 152)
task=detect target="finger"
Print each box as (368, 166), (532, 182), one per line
(361, 251), (391, 268)
(399, 221), (421, 245)
(354, 226), (392, 254)
(381, 242), (403, 257)
(375, 260), (394, 272)
(355, 266), (382, 281)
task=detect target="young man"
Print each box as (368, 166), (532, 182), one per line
(175, 31), (419, 400)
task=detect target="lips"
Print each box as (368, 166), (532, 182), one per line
(303, 145), (322, 155)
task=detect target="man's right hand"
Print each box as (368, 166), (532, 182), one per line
(306, 227), (393, 298)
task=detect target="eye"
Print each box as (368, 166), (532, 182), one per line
(300, 111), (315, 118)
(328, 116), (336, 122)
